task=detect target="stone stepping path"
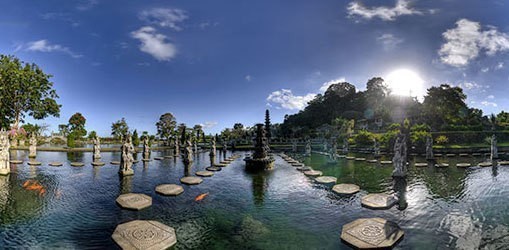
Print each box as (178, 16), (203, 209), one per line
(91, 161), (105, 166)
(70, 162), (84, 167)
(112, 220), (177, 250)
(296, 166), (312, 171)
(10, 160), (23, 164)
(414, 163), (428, 167)
(48, 162), (63, 167)
(367, 159), (378, 163)
(110, 161), (120, 165)
(206, 166), (222, 171)
(27, 161), (42, 166)
(155, 184), (184, 196)
(164, 156), (173, 159)
(116, 193), (152, 210)
(219, 161), (231, 164)
(380, 161), (392, 164)
(341, 218), (404, 249)
(478, 162), (492, 167)
(446, 154), (456, 157)
(459, 153), (469, 157)
(154, 157), (164, 160)
(332, 184), (360, 195)
(499, 161), (509, 165)
(214, 163), (228, 167)
(196, 171), (214, 177)
(435, 163), (449, 168)
(457, 163), (472, 168)
(180, 176), (203, 185)
(354, 158), (366, 161)
(345, 156), (355, 160)
(304, 170), (322, 177)
(315, 176), (337, 184)
(361, 193), (397, 209)
(291, 163), (304, 167)
(434, 153), (443, 157)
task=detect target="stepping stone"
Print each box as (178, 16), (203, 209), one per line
(154, 157), (164, 160)
(380, 161), (392, 164)
(214, 163), (228, 167)
(338, 155), (347, 158)
(10, 160), (23, 164)
(435, 163), (449, 168)
(142, 158), (151, 162)
(206, 166), (222, 171)
(287, 160), (298, 164)
(196, 171), (214, 177)
(303, 170), (322, 177)
(133, 160), (139, 164)
(291, 163), (304, 167)
(116, 193), (152, 210)
(296, 166), (312, 171)
(435, 153), (443, 157)
(446, 154), (456, 157)
(361, 193), (397, 209)
(164, 156), (173, 159)
(354, 158), (366, 161)
(110, 161), (120, 165)
(478, 162), (492, 167)
(180, 176), (203, 185)
(155, 184), (184, 196)
(346, 156), (355, 160)
(499, 161), (509, 165)
(219, 161), (230, 164)
(315, 176), (337, 184)
(91, 161), (105, 166)
(112, 220), (177, 250)
(457, 163), (472, 168)
(332, 184), (360, 195)
(27, 161), (42, 166)
(414, 163), (428, 167)
(459, 153), (469, 157)
(341, 218), (404, 249)
(70, 162), (84, 167)
(367, 159), (378, 163)
(49, 162), (63, 167)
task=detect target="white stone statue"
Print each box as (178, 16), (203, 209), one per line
(143, 137), (150, 160)
(183, 139), (193, 164)
(330, 138), (338, 162)
(210, 137), (216, 157)
(323, 139), (328, 152)
(194, 140), (198, 154)
(425, 135), (433, 160)
(491, 134), (498, 161)
(222, 140), (227, 152)
(29, 133), (37, 158)
(342, 138), (349, 154)
(392, 133), (407, 178)
(373, 139), (380, 158)
(119, 135), (135, 176)
(174, 139), (180, 157)
(0, 130), (10, 175)
(305, 139), (311, 156)
(93, 135), (101, 160)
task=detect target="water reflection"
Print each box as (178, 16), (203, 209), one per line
(184, 163), (192, 177)
(250, 172), (269, 206)
(119, 176), (132, 194)
(0, 175), (10, 211)
(393, 177), (408, 210)
(66, 152), (84, 162)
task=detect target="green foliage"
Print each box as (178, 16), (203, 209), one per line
(410, 123), (431, 149)
(50, 137), (66, 145)
(0, 55), (61, 128)
(21, 123), (41, 136)
(88, 131), (97, 140)
(423, 84), (468, 130)
(111, 118), (129, 139)
(353, 130), (375, 146)
(132, 130), (140, 146)
(67, 133), (76, 148)
(435, 135), (449, 145)
(156, 113), (177, 141)
(68, 112), (87, 138)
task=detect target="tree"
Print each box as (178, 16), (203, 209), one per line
(178, 123), (187, 144)
(265, 109), (272, 140)
(58, 124), (69, 136)
(68, 112), (87, 138)
(88, 131), (97, 140)
(423, 84), (468, 130)
(21, 123), (41, 136)
(132, 130), (140, 146)
(156, 113), (177, 142)
(111, 118), (129, 139)
(193, 124), (203, 142)
(0, 55), (61, 129)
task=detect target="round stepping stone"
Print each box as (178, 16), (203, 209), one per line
(435, 163), (449, 168)
(27, 161), (42, 166)
(303, 170), (322, 177)
(456, 163), (472, 168)
(112, 220), (177, 250)
(291, 163), (304, 167)
(499, 161), (509, 166)
(110, 161), (120, 165)
(346, 156), (355, 160)
(154, 157), (164, 160)
(196, 171), (214, 177)
(367, 159), (378, 163)
(214, 163), (228, 167)
(296, 166), (312, 171)
(10, 160), (23, 164)
(435, 153), (443, 157)
(332, 184), (360, 195)
(206, 166), (222, 171)
(70, 162), (84, 167)
(338, 155), (347, 158)
(446, 154), (456, 157)
(361, 193), (397, 209)
(142, 158), (151, 162)
(180, 176), (203, 185)
(164, 155), (173, 159)
(133, 160), (139, 164)
(459, 153), (469, 157)
(380, 161), (392, 164)
(478, 162), (492, 167)
(315, 176), (337, 184)
(341, 218), (404, 249)
(219, 161), (230, 165)
(91, 161), (105, 166)
(155, 184), (184, 196)
(414, 163), (428, 167)
(354, 158), (366, 161)
(116, 193), (152, 210)
(48, 162), (63, 167)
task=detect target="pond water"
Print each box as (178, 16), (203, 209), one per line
(1, 150), (509, 249)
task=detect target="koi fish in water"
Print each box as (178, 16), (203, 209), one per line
(22, 180), (46, 197)
(195, 192), (209, 201)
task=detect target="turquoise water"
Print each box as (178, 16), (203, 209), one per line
(1, 150), (509, 249)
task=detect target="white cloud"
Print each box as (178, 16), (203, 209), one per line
(201, 121), (218, 129)
(496, 62), (504, 70)
(266, 89), (316, 110)
(76, 0), (98, 11)
(130, 26), (177, 61)
(487, 95), (495, 99)
(139, 8), (188, 31)
(481, 101), (497, 107)
(376, 33), (403, 50)
(459, 82), (490, 93)
(347, 0), (422, 21)
(439, 19), (509, 67)
(25, 40), (82, 58)
(245, 75), (252, 82)
(319, 78), (346, 92)
(481, 67), (489, 73)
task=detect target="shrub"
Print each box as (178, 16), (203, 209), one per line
(67, 133), (76, 148)
(354, 130), (375, 146)
(50, 137), (66, 145)
(435, 135), (449, 145)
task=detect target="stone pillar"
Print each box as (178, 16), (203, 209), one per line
(0, 130), (10, 175)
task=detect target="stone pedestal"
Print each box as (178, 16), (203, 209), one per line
(341, 218), (404, 249)
(112, 220), (177, 250)
(0, 168), (10, 176)
(119, 169), (134, 176)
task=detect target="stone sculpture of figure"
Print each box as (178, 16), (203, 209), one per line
(392, 133), (407, 178)
(425, 135), (434, 160)
(373, 139), (380, 158)
(329, 138), (338, 162)
(183, 139), (193, 164)
(93, 135), (101, 160)
(0, 130), (10, 175)
(292, 139), (297, 153)
(305, 139), (312, 156)
(28, 133), (37, 158)
(143, 137), (150, 160)
(491, 134), (498, 161)
(174, 139), (180, 157)
(119, 135), (135, 176)
(342, 138), (349, 154)
(194, 140), (198, 154)
(323, 139), (328, 152)
(222, 140), (227, 152)
(252, 124), (269, 159)
(210, 137), (216, 157)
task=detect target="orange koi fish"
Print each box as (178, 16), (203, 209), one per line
(195, 192), (209, 201)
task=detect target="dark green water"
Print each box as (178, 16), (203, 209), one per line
(1, 150), (509, 249)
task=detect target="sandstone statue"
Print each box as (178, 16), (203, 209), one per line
(28, 133), (37, 158)
(0, 130), (10, 175)
(491, 134), (498, 161)
(93, 135), (101, 160)
(392, 133), (407, 178)
(210, 137), (216, 157)
(305, 139), (311, 156)
(342, 138), (349, 154)
(143, 137), (150, 160)
(425, 135), (434, 160)
(183, 139), (193, 164)
(119, 135), (135, 176)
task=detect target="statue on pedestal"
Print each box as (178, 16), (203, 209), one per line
(119, 135), (135, 176)
(305, 139), (311, 156)
(373, 139), (380, 158)
(143, 137), (150, 160)
(93, 135), (101, 160)
(183, 139), (193, 164)
(210, 137), (216, 156)
(342, 138), (349, 154)
(425, 135), (434, 161)
(329, 137), (338, 162)
(0, 130), (10, 175)
(392, 133), (407, 178)
(292, 139), (297, 153)
(491, 134), (498, 161)
(244, 124), (274, 171)
(29, 133), (37, 158)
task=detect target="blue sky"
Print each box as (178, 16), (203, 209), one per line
(1, 0), (508, 136)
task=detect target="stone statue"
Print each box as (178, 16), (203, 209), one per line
(392, 133), (407, 178)
(29, 133), (37, 158)
(373, 139), (380, 158)
(119, 135), (135, 176)
(323, 139), (328, 152)
(93, 135), (101, 160)
(0, 130), (10, 175)
(245, 124), (274, 170)
(143, 137), (150, 160)
(305, 139), (312, 156)
(222, 140), (227, 152)
(292, 139), (297, 153)
(209, 137), (216, 157)
(194, 140), (198, 154)
(491, 134), (498, 161)
(329, 138), (338, 162)
(342, 138), (349, 154)
(425, 135), (434, 160)
(174, 139), (180, 157)
(183, 139), (193, 164)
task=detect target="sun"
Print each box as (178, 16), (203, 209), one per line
(385, 69), (425, 98)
